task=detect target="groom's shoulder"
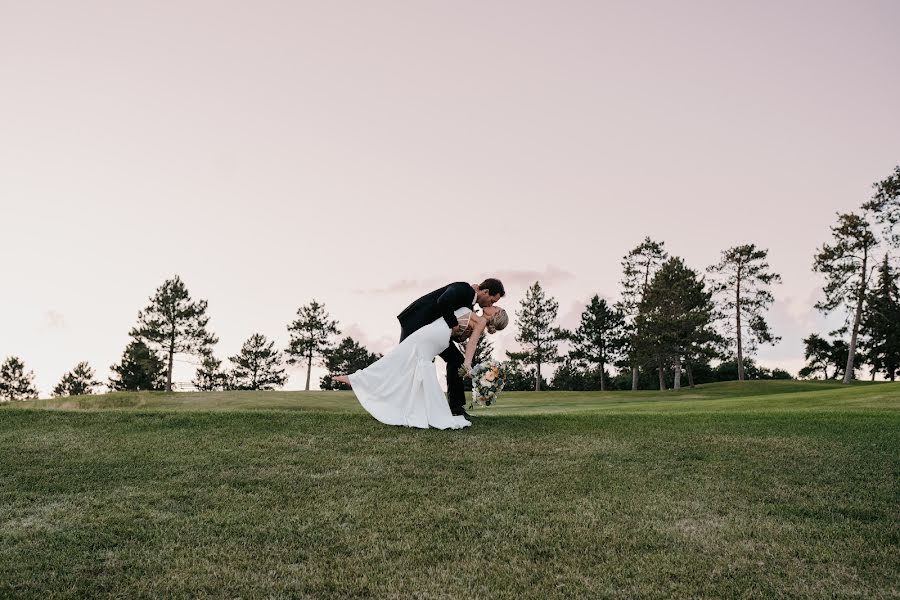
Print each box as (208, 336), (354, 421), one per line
(427, 281), (467, 295)
(439, 282), (472, 296)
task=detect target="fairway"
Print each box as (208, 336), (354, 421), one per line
(2, 382), (898, 598)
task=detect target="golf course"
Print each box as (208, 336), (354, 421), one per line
(1, 381), (897, 598)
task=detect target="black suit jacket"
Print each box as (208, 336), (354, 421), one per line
(397, 282), (476, 337)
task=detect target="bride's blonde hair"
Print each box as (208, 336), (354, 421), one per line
(487, 308), (509, 334)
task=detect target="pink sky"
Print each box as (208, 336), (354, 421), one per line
(1, 1), (899, 395)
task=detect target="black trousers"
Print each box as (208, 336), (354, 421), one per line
(400, 325), (465, 412)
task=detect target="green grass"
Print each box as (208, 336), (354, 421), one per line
(1, 382), (898, 598)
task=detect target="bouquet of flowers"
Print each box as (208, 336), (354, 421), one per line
(459, 360), (508, 407)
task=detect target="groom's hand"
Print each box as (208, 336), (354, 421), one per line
(450, 324), (463, 337)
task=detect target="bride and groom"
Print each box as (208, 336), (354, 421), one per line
(335, 278), (508, 429)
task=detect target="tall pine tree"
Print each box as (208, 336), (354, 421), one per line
(618, 238), (668, 390)
(569, 296), (627, 391)
(707, 244), (782, 381)
(506, 281), (563, 391)
(861, 254), (900, 380)
(862, 165), (900, 245)
(634, 258), (718, 390)
(813, 213), (879, 384)
(130, 275), (218, 392)
(286, 300), (340, 391)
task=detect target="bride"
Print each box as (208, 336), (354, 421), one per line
(335, 305), (508, 429)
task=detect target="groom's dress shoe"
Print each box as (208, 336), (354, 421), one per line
(452, 408), (474, 418)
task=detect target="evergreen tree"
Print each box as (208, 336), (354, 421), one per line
(502, 359), (548, 392)
(109, 339), (167, 391)
(813, 212), (879, 384)
(193, 354), (229, 391)
(506, 281), (563, 391)
(713, 358), (790, 380)
(569, 296), (627, 390)
(52, 361), (100, 397)
(860, 254), (900, 380)
(286, 300), (340, 391)
(634, 258), (718, 390)
(680, 358), (718, 387)
(681, 332), (723, 389)
(551, 358), (594, 391)
(798, 333), (850, 380)
(770, 368), (793, 380)
(862, 165), (900, 245)
(618, 238), (668, 390)
(229, 333), (287, 391)
(0, 356), (38, 402)
(320, 337), (381, 390)
(707, 244), (782, 380)
(130, 275), (218, 392)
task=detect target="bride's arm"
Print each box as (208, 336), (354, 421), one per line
(462, 314), (488, 371)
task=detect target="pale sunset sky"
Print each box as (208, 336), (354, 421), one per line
(1, 1), (899, 395)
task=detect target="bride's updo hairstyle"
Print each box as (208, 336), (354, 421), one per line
(487, 308), (509, 334)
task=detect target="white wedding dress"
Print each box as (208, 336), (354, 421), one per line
(349, 307), (472, 429)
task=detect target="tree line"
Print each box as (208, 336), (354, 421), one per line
(503, 245), (786, 392)
(0, 279), (379, 400)
(504, 165), (900, 390)
(1, 166), (897, 401)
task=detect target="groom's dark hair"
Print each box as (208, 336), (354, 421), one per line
(479, 278), (505, 298)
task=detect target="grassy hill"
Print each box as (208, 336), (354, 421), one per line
(1, 382), (898, 598)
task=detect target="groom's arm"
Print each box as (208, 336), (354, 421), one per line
(436, 282), (472, 328)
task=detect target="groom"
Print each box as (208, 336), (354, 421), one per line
(398, 278), (505, 417)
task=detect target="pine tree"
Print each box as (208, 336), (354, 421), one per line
(569, 296), (627, 390)
(109, 340), (167, 391)
(52, 361), (101, 397)
(813, 213), (879, 384)
(229, 333), (287, 391)
(551, 358), (594, 391)
(193, 354), (229, 391)
(285, 300), (340, 391)
(502, 359), (549, 392)
(506, 281), (563, 391)
(798, 333), (850, 380)
(681, 329), (723, 389)
(860, 254), (900, 380)
(130, 275), (218, 392)
(320, 337), (381, 390)
(618, 238), (668, 390)
(0, 356), (38, 402)
(863, 165), (900, 245)
(707, 244), (782, 380)
(634, 258), (718, 390)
